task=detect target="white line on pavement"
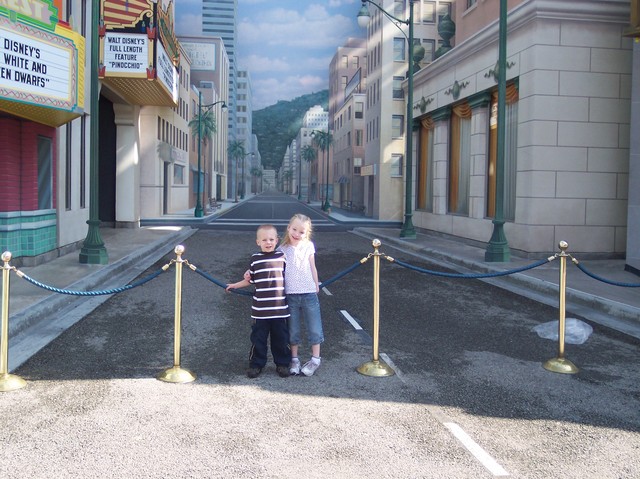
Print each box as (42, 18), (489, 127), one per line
(322, 287), (333, 296)
(444, 422), (510, 477)
(339, 309), (362, 330)
(341, 308), (510, 477)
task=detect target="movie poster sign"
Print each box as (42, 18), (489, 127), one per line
(103, 32), (149, 75)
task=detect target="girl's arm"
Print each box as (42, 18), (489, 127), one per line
(309, 254), (320, 293)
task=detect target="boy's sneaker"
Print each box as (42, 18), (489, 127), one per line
(289, 358), (301, 376)
(246, 367), (262, 379)
(301, 359), (321, 377)
(276, 365), (290, 378)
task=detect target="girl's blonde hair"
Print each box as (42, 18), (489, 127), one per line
(280, 213), (313, 246)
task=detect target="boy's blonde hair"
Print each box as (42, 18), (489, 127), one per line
(280, 214), (313, 246)
(256, 224), (277, 238)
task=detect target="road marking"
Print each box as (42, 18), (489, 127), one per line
(343, 311), (510, 477)
(443, 422), (510, 476)
(339, 309), (362, 330)
(322, 287), (333, 296)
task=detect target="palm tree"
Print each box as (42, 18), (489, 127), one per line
(312, 130), (333, 211)
(250, 167), (263, 194)
(188, 109), (217, 212)
(301, 144), (316, 204)
(228, 140), (246, 202)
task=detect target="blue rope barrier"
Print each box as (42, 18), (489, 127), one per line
(19, 268), (165, 296)
(319, 261), (364, 289)
(193, 267), (253, 296)
(391, 257), (551, 279)
(575, 262), (640, 287)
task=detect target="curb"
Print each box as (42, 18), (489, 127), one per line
(8, 227), (196, 337)
(353, 228), (640, 340)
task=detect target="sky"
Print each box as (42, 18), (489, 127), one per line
(174, 0), (364, 110)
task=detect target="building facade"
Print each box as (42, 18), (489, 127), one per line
(410, 0), (633, 257)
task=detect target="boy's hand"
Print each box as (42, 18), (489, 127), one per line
(225, 284), (233, 292)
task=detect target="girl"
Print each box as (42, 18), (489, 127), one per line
(280, 214), (324, 376)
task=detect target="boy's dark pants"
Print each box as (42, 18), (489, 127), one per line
(249, 319), (291, 369)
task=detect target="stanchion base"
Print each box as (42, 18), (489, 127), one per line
(357, 360), (395, 377)
(0, 373), (27, 392)
(543, 357), (579, 375)
(157, 366), (197, 383)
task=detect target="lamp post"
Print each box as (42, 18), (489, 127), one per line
(194, 94), (227, 217)
(79, 0), (108, 264)
(484, 0), (510, 261)
(358, 0), (416, 238)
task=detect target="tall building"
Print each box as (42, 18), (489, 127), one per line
(236, 68), (254, 198)
(329, 38), (367, 212)
(201, 0), (238, 141)
(302, 106), (329, 202)
(360, 0), (440, 221)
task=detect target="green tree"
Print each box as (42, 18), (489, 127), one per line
(250, 167), (263, 194)
(301, 144), (316, 203)
(188, 109), (217, 211)
(312, 130), (333, 211)
(228, 140), (246, 202)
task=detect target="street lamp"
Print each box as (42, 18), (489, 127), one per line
(484, 0), (511, 262)
(358, 0), (416, 238)
(195, 93), (227, 217)
(79, 0), (108, 264)
(240, 151), (254, 200)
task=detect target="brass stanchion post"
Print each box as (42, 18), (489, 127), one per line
(0, 252), (26, 392)
(543, 241), (579, 374)
(157, 245), (196, 383)
(357, 239), (395, 377)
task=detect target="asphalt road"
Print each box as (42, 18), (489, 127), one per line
(1, 194), (639, 478)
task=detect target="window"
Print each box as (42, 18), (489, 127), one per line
(467, 0), (477, 8)
(438, 2), (452, 22)
(351, 56), (359, 69)
(449, 103), (472, 215)
(394, 0), (405, 18)
(38, 136), (53, 210)
(174, 164), (184, 185)
(487, 83), (519, 221)
(390, 154), (403, 177)
(354, 157), (362, 175)
(342, 55), (348, 68)
(355, 102), (364, 119)
(393, 76), (404, 99)
(356, 129), (363, 146)
(393, 38), (406, 61)
(422, 39), (435, 63)
(392, 115), (404, 138)
(417, 118), (434, 211)
(422, 1), (436, 23)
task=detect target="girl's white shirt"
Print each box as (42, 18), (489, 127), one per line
(280, 241), (317, 294)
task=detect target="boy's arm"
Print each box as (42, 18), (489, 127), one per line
(226, 278), (251, 292)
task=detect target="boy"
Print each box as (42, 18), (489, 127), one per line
(226, 224), (291, 378)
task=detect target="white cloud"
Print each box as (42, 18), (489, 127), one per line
(238, 55), (290, 73)
(238, 6), (355, 50)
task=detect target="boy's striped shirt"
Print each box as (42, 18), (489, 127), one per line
(249, 250), (290, 320)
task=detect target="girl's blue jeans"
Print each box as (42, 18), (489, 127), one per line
(287, 293), (324, 346)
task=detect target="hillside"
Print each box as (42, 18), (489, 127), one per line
(253, 90), (328, 170)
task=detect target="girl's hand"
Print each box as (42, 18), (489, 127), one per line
(243, 270), (251, 282)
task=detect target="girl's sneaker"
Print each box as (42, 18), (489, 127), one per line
(289, 358), (301, 376)
(301, 358), (321, 377)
